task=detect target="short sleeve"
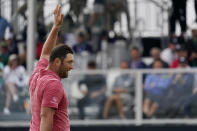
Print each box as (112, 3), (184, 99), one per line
(34, 58), (49, 73)
(41, 81), (64, 109)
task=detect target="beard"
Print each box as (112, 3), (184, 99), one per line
(58, 65), (68, 78)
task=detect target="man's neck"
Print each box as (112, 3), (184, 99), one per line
(47, 65), (56, 73)
(132, 58), (139, 62)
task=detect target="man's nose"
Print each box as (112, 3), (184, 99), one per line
(70, 64), (74, 70)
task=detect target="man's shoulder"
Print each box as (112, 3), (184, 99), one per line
(41, 74), (61, 84)
(31, 72), (61, 85)
(38, 76), (63, 92)
(34, 58), (49, 71)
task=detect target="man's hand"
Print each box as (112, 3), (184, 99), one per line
(53, 5), (64, 27)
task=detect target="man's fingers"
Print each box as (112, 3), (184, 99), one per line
(57, 5), (61, 15)
(54, 4), (61, 15)
(53, 4), (64, 26)
(54, 5), (59, 15)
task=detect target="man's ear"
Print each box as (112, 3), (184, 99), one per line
(54, 58), (61, 67)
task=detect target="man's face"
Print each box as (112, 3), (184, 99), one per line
(58, 53), (74, 78)
(120, 61), (129, 69)
(130, 49), (140, 60)
(169, 44), (176, 52)
(153, 61), (163, 69)
(151, 50), (160, 60)
(78, 36), (85, 44)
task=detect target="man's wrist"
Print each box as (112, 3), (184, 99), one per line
(52, 25), (60, 30)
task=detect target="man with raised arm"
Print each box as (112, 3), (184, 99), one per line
(29, 5), (74, 131)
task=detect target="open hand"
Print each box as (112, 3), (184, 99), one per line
(54, 5), (64, 27)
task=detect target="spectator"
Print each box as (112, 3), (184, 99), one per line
(170, 45), (188, 68)
(73, 32), (93, 54)
(102, 61), (134, 119)
(4, 27), (18, 55)
(143, 60), (171, 118)
(168, 58), (193, 117)
(88, 0), (105, 29)
(169, 0), (187, 36)
(97, 30), (109, 52)
(3, 54), (27, 115)
(129, 47), (146, 69)
(149, 47), (169, 68)
(171, 57), (190, 92)
(161, 39), (177, 65)
(77, 61), (106, 119)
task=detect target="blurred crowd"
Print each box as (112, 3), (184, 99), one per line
(1, 0), (197, 120)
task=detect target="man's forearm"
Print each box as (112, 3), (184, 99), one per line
(40, 115), (54, 131)
(41, 25), (60, 58)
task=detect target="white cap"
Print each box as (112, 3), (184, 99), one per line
(9, 54), (17, 62)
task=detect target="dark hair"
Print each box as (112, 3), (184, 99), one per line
(78, 32), (85, 37)
(88, 60), (96, 68)
(131, 46), (139, 51)
(49, 44), (74, 63)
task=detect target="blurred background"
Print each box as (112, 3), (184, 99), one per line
(1, 0), (197, 131)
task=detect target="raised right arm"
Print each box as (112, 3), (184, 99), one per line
(40, 5), (64, 60)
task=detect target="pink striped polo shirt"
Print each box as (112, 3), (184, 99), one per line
(29, 58), (70, 131)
